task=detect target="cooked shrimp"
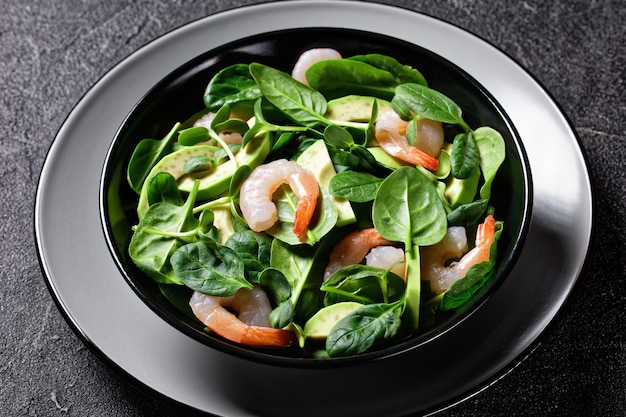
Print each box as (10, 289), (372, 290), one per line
(239, 159), (320, 239)
(291, 48), (342, 86)
(421, 215), (496, 293)
(324, 228), (395, 280)
(365, 246), (406, 280)
(189, 286), (294, 347)
(374, 109), (443, 170)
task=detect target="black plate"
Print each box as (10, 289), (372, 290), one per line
(35, 2), (592, 416)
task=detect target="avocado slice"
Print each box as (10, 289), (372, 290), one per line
(296, 140), (357, 227)
(325, 95), (392, 122)
(445, 167), (481, 208)
(303, 302), (363, 339)
(137, 131), (271, 218)
(212, 204), (236, 244)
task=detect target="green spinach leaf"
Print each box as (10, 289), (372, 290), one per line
(392, 84), (470, 131)
(474, 126), (506, 200)
(249, 63), (328, 127)
(183, 155), (214, 174)
(373, 166), (447, 247)
(178, 126), (211, 146)
(203, 63), (262, 111)
(349, 54), (428, 86)
(306, 59), (397, 100)
(146, 172), (184, 207)
(321, 264), (406, 305)
(326, 302), (402, 357)
(258, 267), (294, 328)
(127, 122), (180, 194)
(450, 131), (480, 179)
(447, 198), (489, 226)
(328, 170), (383, 202)
(129, 180), (200, 284)
(171, 240), (252, 296)
(224, 230), (272, 281)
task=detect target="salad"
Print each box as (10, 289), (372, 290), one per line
(125, 48), (505, 358)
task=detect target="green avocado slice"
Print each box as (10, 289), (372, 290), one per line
(137, 132), (271, 218)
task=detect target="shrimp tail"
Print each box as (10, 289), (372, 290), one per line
(398, 146), (439, 171)
(476, 214), (496, 252)
(240, 327), (296, 347)
(376, 122), (440, 171)
(293, 194), (317, 238)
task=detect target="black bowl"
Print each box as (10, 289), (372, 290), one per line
(101, 27), (531, 367)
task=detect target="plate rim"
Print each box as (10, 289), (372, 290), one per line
(34, 1), (593, 416)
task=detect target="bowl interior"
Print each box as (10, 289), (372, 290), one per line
(101, 28), (530, 367)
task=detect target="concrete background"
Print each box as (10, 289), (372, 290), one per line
(1, 0), (624, 416)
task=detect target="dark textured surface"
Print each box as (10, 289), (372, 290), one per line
(1, 0), (624, 416)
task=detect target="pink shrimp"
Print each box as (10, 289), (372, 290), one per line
(239, 159), (320, 239)
(365, 246), (406, 280)
(374, 109), (443, 171)
(291, 48), (343, 86)
(189, 286), (294, 347)
(324, 228), (398, 280)
(421, 215), (496, 293)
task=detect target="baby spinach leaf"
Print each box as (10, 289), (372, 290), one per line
(214, 119), (250, 135)
(203, 63), (262, 111)
(129, 180), (200, 284)
(259, 267), (294, 328)
(447, 198), (489, 226)
(146, 172), (183, 207)
(326, 302), (402, 357)
(306, 59), (397, 100)
(349, 54), (428, 87)
(224, 230), (272, 280)
(270, 238), (325, 307)
(197, 209), (220, 242)
(171, 240), (252, 296)
(392, 84), (470, 131)
(328, 171), (383, 202)
(127, 122), (180, 194)
(249, 62), (328, 127)
(183, 155), (214, 174)
(373, 166), (447, 247)
(321, 264), (406, 305)
(373, 167), (447, 329)
(450, 131), (480, 179)
(259, 267), (291, 304)
(228, 164), (252, 197)
(323, 126), (380, 172)
(474, 126), (506, 200)
(178, 126), (211, 146)
(440, 262), (494, 311)
(324, 125), (354, 149)
(327, 145), (361, 171)
(242, 98), (310, 147)
(351, 145), (381, 172)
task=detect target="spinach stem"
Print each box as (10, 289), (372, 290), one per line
(193, 196), (232, 214)
(329, 119), (369, 130)
(210, 131), (239, 168)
